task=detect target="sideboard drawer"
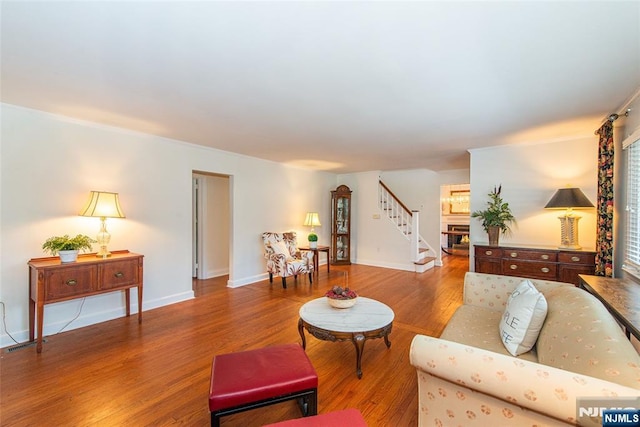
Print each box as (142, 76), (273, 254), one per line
(101, 260), (139, 290)
(474, 246), (502, 258)
(45, 265), (96, 300)
(504, 249), (557, 262)
(558, 252), (596, 265)
(501, 260), (558, 280)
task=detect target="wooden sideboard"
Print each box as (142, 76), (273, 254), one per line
(28, 250), (144, 353)
(474, 244), (596, 285)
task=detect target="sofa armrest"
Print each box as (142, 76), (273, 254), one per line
(410, 335), (640, 426)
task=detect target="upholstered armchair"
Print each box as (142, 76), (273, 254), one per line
(262, 232), (314, 289)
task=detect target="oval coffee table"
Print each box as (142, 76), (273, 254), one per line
(298, 297), (394, 379)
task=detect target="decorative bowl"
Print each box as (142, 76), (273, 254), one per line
(327, 296), (357, 309)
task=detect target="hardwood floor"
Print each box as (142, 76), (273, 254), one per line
(0, 255), (469, 426)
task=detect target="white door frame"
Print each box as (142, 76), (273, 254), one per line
(192, 175), (208, 279)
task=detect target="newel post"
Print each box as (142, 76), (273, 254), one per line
(411, 210), (420, 262)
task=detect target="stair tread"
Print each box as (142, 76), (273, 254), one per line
(414, 256), (436, 265)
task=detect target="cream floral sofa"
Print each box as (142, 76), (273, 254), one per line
(410, 272), (640, 426)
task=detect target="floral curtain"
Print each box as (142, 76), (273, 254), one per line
(595, 120), (614, 276)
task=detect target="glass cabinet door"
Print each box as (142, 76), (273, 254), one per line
(331, 185), (352, 265)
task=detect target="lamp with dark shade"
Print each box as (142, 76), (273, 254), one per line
(544, 187), (594, 250)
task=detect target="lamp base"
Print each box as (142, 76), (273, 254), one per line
(96, 246), (112, 258)
(558, 244), (582, 250)
(557, 215), (582, 250)
(95, 217), (111, 258)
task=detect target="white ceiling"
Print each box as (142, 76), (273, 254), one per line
(2, 1), (639, 173)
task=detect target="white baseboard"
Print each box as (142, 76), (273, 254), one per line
(227, 273), (268, 288)
(204, 267), (229, 279)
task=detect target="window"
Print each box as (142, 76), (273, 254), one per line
(623, 136), (640, 278)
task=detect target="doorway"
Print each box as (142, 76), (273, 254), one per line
(192, 172), (231, 285)
(440, 183), (470, 256)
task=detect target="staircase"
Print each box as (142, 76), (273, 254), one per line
(378, 181), (437, 273)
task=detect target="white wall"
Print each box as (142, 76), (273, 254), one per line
(469, 137), (598, 266)
(0, 104), (336, 347)
(438, 169), (470, 186)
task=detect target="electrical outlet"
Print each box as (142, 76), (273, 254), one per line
(373, 214), (380, 219)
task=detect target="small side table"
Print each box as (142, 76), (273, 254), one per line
(299, 245), (330, 275)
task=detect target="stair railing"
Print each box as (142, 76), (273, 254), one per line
(378, 180), (413, 238)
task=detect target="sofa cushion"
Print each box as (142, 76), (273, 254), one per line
(499, 280), (548, 356)
(537, 285), (640, 390)
(440, 304), (538, 362)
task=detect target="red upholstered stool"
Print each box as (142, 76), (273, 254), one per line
(208, 344), (318, 427)
(262, 408), (367, 426)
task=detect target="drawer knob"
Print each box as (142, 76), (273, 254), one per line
(541, 267), (550, 273)
(541, 254), (549, 260)
(114, 272), (124, 278)
(509, 264), (517, 270)
(510, 252), (518, 258)
(571, 256), (580, 262)
(485, 250), (493, 256)
(65, 279), (77, 286)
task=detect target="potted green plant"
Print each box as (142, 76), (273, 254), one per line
(307, 232), (318, 249)
(42, 234), (96, 263)
(471, 185), (516, 246)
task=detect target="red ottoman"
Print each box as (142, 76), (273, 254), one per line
(262, 408), (367, 426)
(209, 344), (318, 427)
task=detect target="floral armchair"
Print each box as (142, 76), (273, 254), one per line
(262, 232), (314, 289)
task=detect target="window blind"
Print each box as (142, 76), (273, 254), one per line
(623, 138), (640, 277)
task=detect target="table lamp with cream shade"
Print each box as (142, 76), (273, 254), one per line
(303, 212), (321, 248)
(79, 191), (125, 258)
(544, 187), (594, 250)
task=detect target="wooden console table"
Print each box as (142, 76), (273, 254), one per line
(474, 244), (595, 285)
(578, 274), (640, 341)
(28, 250), (144, 353)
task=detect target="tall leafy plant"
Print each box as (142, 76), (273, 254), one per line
(471, 185), (516, 234)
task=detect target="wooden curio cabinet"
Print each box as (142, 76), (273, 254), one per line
(331, 185), (352, 265)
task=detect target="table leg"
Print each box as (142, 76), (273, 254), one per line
(351, 333), (366, 379)
(314, 251), (319, 275)
(298, 318), (307, 350)
(384, 331), (392, 348)
(137, 284), (143, 323)
(29, 297), (35, 343)
(125, 289), (131, 316)
(36, 302), (44, 353)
